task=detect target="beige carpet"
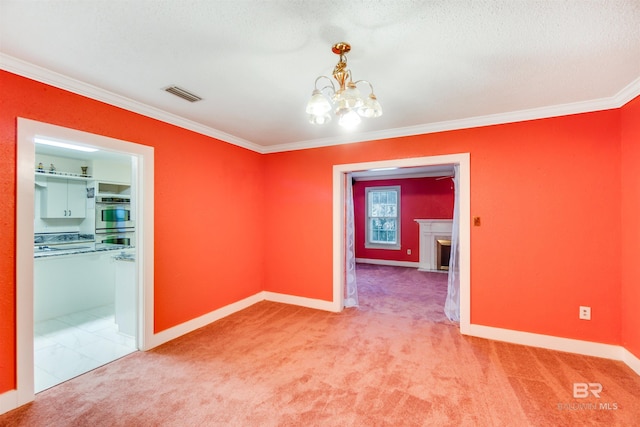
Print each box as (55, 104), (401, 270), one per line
(1, 264), (638, 426)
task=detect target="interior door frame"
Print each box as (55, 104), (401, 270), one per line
(15, 118), (155, 406)
(332, 153), (471, 333)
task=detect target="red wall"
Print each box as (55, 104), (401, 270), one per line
(353, 177), (454, 262)
(621, 95), (640, 359)
(264, 111), (623, 345)
(0, 70), (265, 393)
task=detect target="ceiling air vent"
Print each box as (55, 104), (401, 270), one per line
(164, 86), (202, 102)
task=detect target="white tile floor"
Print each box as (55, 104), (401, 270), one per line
(34, 304), (137, 393)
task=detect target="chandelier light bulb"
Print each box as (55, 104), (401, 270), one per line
(308, 113), (332, 125)
(305, 89), (332, 116)
(358, 94), (383, 118)
(334, 97), (351, 116)
(306, 42), (382, 129)
(341, 83), (363, 109)
(338, 109), (361, 129)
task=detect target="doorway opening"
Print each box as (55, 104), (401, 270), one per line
(16, 118), (155, 406)
(332, 154), (470, 333)
(33, 145), (137, 392)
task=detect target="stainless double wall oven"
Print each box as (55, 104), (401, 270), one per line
(95, 196), (135, 246)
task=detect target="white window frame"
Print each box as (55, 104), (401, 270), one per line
(365, 185), (401, 250)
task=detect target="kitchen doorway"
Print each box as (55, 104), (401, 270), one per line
(16, 118), (155, 405)
(33, 145), (138, 392)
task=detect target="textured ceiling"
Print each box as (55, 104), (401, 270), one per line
(1, 0), (639, 152)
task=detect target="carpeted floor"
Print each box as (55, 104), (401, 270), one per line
(1, 264), (639, 426)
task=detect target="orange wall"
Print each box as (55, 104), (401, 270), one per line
(1, 68), (637, 396)
(621, 95), (640, 359)
(0, 71), (265, 393)
(264, 110), (623, 344)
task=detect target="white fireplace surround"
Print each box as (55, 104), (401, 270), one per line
(415, 219), (453, 272)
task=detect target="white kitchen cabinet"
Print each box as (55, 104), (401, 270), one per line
(114, 250), (136, 336)
(34, 251), (116, 322)
(40, 177), (87, 218)
(92, 158), (131, 184)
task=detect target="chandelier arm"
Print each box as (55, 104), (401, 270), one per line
(319, 85), (336, 96)
(313, 76), (337, 99)
(352, 79), (376, 95)
(315, 76), (335, 91)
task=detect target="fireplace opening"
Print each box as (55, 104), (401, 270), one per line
(436, 239), (451, 271)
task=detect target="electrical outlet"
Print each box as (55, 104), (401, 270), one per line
(579, 306), (591, 320)
(407, 249), (411, 255)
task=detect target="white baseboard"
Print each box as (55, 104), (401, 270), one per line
(622, 348), (640, 376)
(145, 291), (339, 350)
(467, 324), (639, 375)
(356, 258), (420, 268)
(417, 268), (449, 274)
(145, 292), (265, 350)
(262, 291), (339, 312)
(0, 390), (17, 417)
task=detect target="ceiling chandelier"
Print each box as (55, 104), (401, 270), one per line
(306, 42), (382, 129)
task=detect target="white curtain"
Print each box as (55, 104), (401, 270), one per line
(344, 173), (358, 307)
(444, 164), (460, 321)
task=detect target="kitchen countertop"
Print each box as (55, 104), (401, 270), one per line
(113, 252), (136, 262)
(34, 232), (94, 246)
(34, 243), (134, 258)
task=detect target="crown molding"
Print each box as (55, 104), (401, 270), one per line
(615, 75), (640, 106)
(264, 75), (640, 153)
(0, 53), (263, 153)
(3, 53), (638, 155)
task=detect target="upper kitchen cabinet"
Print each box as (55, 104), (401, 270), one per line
(40, 176), (87, 219)
(92, 158), (131, 184)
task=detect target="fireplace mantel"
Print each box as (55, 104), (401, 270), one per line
(415, 219), (453, 272)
